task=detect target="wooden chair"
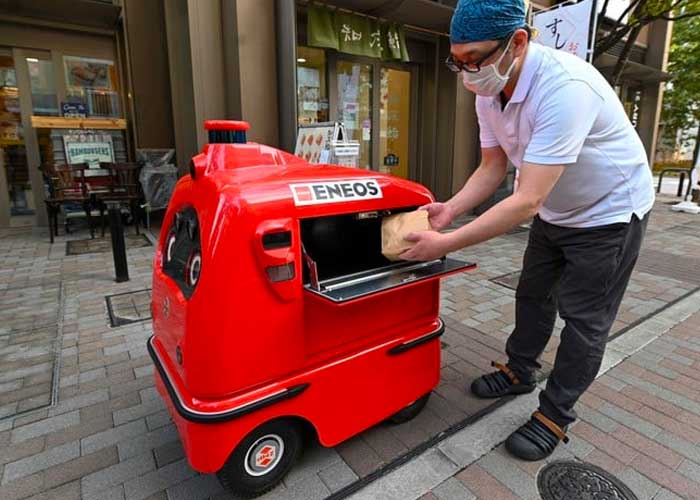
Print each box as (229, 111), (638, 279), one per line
(96, 162), (144, 236)
(40, 163), (95, 243)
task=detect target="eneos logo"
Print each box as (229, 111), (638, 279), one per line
(290, 179), (383, 206)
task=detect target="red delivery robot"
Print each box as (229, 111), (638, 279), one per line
(148, 120), (476, 497)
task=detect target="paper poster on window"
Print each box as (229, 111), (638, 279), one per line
(64, 56), (116, 90)
(533, 0), (596, 61)
(295, 124), (337, 164)
(297, 67), (320, 88)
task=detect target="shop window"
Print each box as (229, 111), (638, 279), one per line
(63, 56), (121, 118)
(1, 52), (34, 217)
(27, 58), (58, 116)
(296, 47), (329, 126)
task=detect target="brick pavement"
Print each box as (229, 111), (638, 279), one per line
(0, 197), (699, 499)
(416, 306), (700, 500)
(353, 287), (700, 500)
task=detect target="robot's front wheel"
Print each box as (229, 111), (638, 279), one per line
(217, 420), (302, 498)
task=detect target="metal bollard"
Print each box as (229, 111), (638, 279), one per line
(678, 172), (686, 197)
(107, 202), (129, 282)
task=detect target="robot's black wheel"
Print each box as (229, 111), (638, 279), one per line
(217, 420), (302, 498)
(387, 392), (431, 425)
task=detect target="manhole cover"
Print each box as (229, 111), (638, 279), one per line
(106, 289), (152, 327)
(490, 271), (521, 290)
(538, 460), (638, 500)
(66, 233), (151, 256)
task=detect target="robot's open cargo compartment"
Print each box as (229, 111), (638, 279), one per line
(300, 210), (473, 303)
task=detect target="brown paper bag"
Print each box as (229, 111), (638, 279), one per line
(381, 210), (431, 261)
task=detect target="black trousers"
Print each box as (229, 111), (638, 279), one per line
(506, 213), (649, 427)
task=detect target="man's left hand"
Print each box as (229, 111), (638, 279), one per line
(399, 231), (453, 261)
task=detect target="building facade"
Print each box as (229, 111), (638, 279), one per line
(0, 0), (672, 228)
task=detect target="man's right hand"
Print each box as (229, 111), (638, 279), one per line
(420, 203), (455, 231)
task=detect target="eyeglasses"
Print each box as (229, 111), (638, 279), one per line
(445, 37), (510, 74)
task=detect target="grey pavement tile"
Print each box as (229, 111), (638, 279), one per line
(117, 424), (178, 461)
(676, 458), (700, 484)
(284, 444), (342, 487)
(608, 371), (700, 415)
(0, 417), (13, 432)
(2, 441), (80, 483)
(23, 480), (81, 500)
(122, 459), (196, 500)
(81, 420), (148, 456)
(659, 351), (695, 367)
(348, 448), (458, 500)
(598, 403), (663, 439)
(566, 433), (596, 460)
(432, 477), (476, 500)
(477, 447), (539, 500)
(0, 380), (23, 394)
(133, 365), (152, 379)
(653, 487), (686, 500)
(78, 367), (107, 384)
(166, 474), (224, 500)
(653, 432), (700, 463)
(84, 485), (125, 500)
(629, 356), (680, 380)
(145, 410), (171, 431)
(576, 404), (620, 433)
(630, 351), (664, 365)
(439, 392), (539, 467)
(153, 440), (184, 468)
(81, 453), (155, 499)
(139, 387), (159, 402)
(619, 468), (663, 500)
(0, 403), (18, 419)
(47, 390), (109, 417)
(11, 411), (80, 444)
(279, 473), (332, 500)
(472, 310), (501, 323)
(61, 347), (78, 357)
(318, 460), (359, 493)
(112, 397), (164, 427)
(59, 375), (78, 389)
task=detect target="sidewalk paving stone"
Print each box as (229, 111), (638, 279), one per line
(2, 199), (700, 499)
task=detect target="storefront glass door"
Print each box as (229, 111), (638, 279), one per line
(336, 60), (373, 170)
(379, 67), (411, 179)
(296, 49), (416, 179)
(0, 49), (34, 226)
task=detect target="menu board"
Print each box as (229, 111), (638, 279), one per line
(294, 122), (342, 164)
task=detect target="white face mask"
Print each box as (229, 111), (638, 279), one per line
(461, 36), (517, 97)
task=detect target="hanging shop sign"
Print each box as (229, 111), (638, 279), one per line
(63, 133), (114, 170)
(308, 6), (410, 62)
(533, 0), (597, 62)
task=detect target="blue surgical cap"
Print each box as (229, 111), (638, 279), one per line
(450, 0), (527, 44)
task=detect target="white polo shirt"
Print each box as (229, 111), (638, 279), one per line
(476, 42), (655, 228)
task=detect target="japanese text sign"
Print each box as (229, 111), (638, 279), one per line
(533, 0), (596, 61)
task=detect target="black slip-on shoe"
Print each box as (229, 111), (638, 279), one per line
(505, 411), (569, 461)
(470, 361), (536, 399)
